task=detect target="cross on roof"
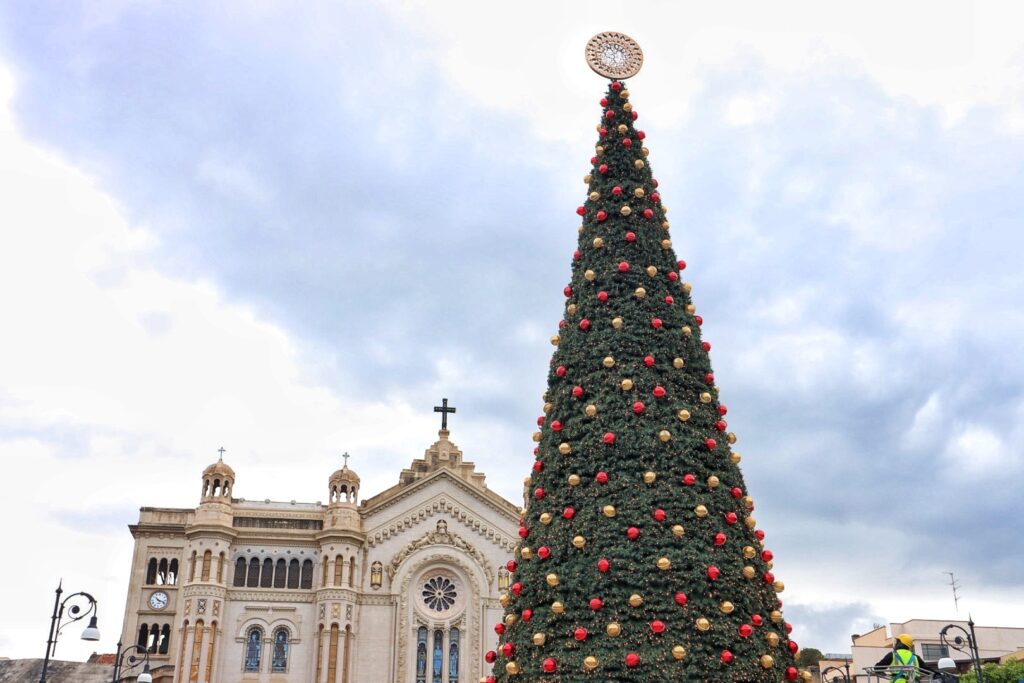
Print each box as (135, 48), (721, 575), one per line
(342, 452), (351, 468)
(217, 446), (226, 461)
(434, 398), (456, 430)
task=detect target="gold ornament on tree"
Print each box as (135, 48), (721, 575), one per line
(606, 622), (621, 637)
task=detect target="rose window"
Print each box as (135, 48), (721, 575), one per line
(421, 576), (457, 612)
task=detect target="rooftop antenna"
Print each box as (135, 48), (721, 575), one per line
(945, 572), (961, 614)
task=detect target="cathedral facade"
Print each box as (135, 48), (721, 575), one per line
(118, 427), (520, 683)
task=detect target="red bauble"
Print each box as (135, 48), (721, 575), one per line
(665, 295), (674, 304)
(542, 658), (556, 673)
(678, 259), (687, 270)
(674, 592), (688, 606)
(563, 286), (573, 297)
(536, 416), (545, 426)
(627, 526), (641, 540)
(721, 650), (734, 664)
(756, 529), (766, 540)
(597, 290), (609, 302)
(502, 643), (515, 657)
(653, 385), (666, 397)
(706, 372), (715, 384)
(618, 261), (630, 272)
(596, 210), (607, 221)
(714, 532), (727, 546)
(626, 231), (636, 242)
(643, 208), (654, 219)
(600, 98), (608, 106)
(589, 597), (603, 611)
(596, 471), (609, 484)
(612, 185), (623, 196)
(762, 550), (774, 562)
(574, 627), (588, 641)
(631, 111), (638, 120)
(603, 432), (616, 444)
(518, 527), (528, 539)
(683, 473), (696, 486)
(751, 614), (764, 626)
(599, 127), (608, 137)
(511, 582), (523, 596)
(730, 487), (742, 498)
(573, 249), (581, 261)
(644, 355), (655, 366)
(597, 558), (610, 572)
(787, 667), (800, 681)
(558, 320), (566, 329)
(506, 560), (517, 572)
(572, 385), (584, 398)
(625, 653), (640, 668)
(611, 81), (622, 91)
(605, 110), (615, 120)
(651, 192), (661, 202)
(763, 571), (775, 584)
(702, 341), (712, 352)
(785, 623), (794, 634)
(653, 508), (666, 522)
(494, 623), (505, 635)
(556, 365), (567, 377)
(707, 565), (720, 580)
(788, 640), (798, 653)
(651, 620), (666, 634)
(591, 157), (598, 165)
(522, 609), (532, 621)
(667, 271), (679, 281)
(725, 512), (738, 525)
(637, 130), (646, 140)
(537, 546), (550, 559)
(579, 319), (591, 330)
(599, 164), (609, 174)
(534, 487), (545, 500)
(739, 624), (753, 638)
(651, 178), (658, 187)
(576, 206), (586, 216)
(718, 404), (728, 415)
(651, 318), (663, 329)
(622, 138), (633, 147)
(705, 438), (717, 450)
(485, 650), (496, 663)
(551, 420), (562, 431)
(633, 401), (645, 414)
(695, 315), (703, 326)
(563, 507), (576, 519)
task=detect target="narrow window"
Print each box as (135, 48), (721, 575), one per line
(271, 627), (289, 672)
(431, 629), (443, 683)
(274, 559), (287, 588)
(149, 622), (161, 653)
(416, 627), (427, 683)
(137, 624), (149, 649)
(243, 627), (263, 672)
(315, 625), (324, 683)
(145, 558), (158, 585)
(343, 625), (352, 683)
(188, 551), (197, 582)
(322, 558), (329, 587)
(204, 622), (217, 681)
(233, 558), (246, 587)
(189, 620), (204, 683)
(159, 624), (171, 655)
(287, 559), (300, 589)
(348, 555), (356, 587)
(333, 555), (343, 586)
(449, 627), (460, 680)
(301, 559), (313, 589)
(201, 551), (212, 581)
(169, 558), (179, 585)
(327, 624), (339, 683)
(177, 621), (189, 677)
(261, 558), (274, 588)
(158, 558), (169, 585)
(216, 553), (224, 583)
(247, 557), (260, 588)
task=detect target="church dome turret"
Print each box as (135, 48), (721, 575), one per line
(329, 453), (359, 504)
(201, 448), (234, 502)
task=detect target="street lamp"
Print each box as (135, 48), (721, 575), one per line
(821, 660), (853, 683)
(939, 617), (984, 683)
(111, 641), (153, 683)
(39, 580), (101, 683)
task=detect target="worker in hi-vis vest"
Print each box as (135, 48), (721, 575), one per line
(874, 634), (924, 682)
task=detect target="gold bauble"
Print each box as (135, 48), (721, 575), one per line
(589, 191), (600, 201)
(686, 303), (696, 314)
(532, 431), (541, 442)
(662, 220), (671, 231)
(620, 205), (632, 216)
(623, 102), (633, 112)
(505, 614), (518, 626)
(552, 601), (565, 614)
(642, 147), (650, 157)
(773, 580), (785, 593)
(603, 505), (616, 518)
(719, 601), (735, 614)
(742, 566), (756, 579)
(606, 622), (621, 637)
(595, 145), (605, 155)
(634, 187), (645, 198)
(673, 357), (685, 369)
(700, 392), (712, 403)
(695, 618), (711, 632)
(730, 452), (742, 464)
(760, 655), (775, 669)
(695, 505), (708, 517)
(683, 282), (693, 293)
(766, 632), (780, 647)
(745, 516), (757, 529)
(620, 89), (630, 98)
(671, 524), (685, 538)
(593, 237), (604, 249)
(584, 269), (596, 281)
(671, 407), (687, 420)
(500, 593), (510, 607)
(634, 286), (646, 298)
(620, 378), (634, 390)
(682, 325), (692, 337)
(550, 335), (560, 346)
(583, 656), (598, 670)
(643, 471), (657, 484)
(543, 402), (553, 413)
(540, 512), (553, 525)
(742, 546), (757, 559)
(603, 355), (615, 368)
(659, 430), (672, 442)
(727, 432), (737, 444)
(617, 124), (628, 134)
(584, 404), (597, 417)
(629, 594), (644, 607)
(521, 547), (533, 559)
(801, 671), (814, 682)
(707, 475), (720, 488)
(770, 610), (783, 624)
(768, 561), (774, 569)
(584, 174), (592, 184)
(645, 265), (657, 277)
(572, 535), (586, 548)
(558, 442), (571, 455)
(743, 496), (754, 510)
(661, 239), (672, 249)
(672, 645), (687, 660)
(533, 632), (546, 646)
(568, 474), (581, 486)
(657, 557), (671, 570)
(577, 225), (585, 234)
(546, 573), (559, 587)
(634, 159), (644, 169)
(612, 317), (623, 329)
(567, 303), (577, 316)
(505, 662), (519, 675)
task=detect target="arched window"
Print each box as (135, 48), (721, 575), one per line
(205, 621), (217, 681)
(247, 557), (260, 587)
(233, 558), (246, 587)
(333, 555), (343, 586)
(158, 558), (169, 584)
(300, 560), (313, 589)
(244, 627), (263, 672)
(261, 558), (274, 588)
(271, 627), (289, 672)
(188, 550), (197, 582)
(431, 629), (443, 683)
(145, 558), (158, 585)
(159, 624), (171, 654)
(315, 625), (324, 683)
(137, 623), (149, 649)
(201, 550), (212, 581)
(327, 625), (339, 683)
(448, 628), (460, 680)
(216, 553), (224, 583)
(169, 558), (179, 585)
(287, 559), (300, 589)
(274, 559), (286, 588)
(149, 622), (161, 653)
(322, 558), (329, 587)
(348, 555), (356, 587)
(415, 627), (427, 683)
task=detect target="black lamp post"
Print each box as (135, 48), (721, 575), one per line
(821, 660), (853, 683)
(111, 641), (153, 683)
(939, 618), (984, 682)
(39, 580), (101, 683)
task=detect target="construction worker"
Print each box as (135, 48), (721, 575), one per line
(874, 634), (922, 682)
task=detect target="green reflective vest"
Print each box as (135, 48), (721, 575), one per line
(892, 647), (920, 683)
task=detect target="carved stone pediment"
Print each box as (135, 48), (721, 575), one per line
(387, 520), (493, 584)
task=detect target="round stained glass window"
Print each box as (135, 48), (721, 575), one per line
(422, 576), (457, 612)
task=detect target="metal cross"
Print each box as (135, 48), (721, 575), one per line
(342, 452), (350, 468)
(434, 398), (456, 430)
(217, 446), (226, 460)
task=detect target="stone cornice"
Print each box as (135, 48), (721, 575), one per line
(363, 468), (520, 523)
(226, 589), (315, 604)
(365, 491), (517, 551)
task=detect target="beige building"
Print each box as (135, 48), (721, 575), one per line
(118, 427), (520, 683)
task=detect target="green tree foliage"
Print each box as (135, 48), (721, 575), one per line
(796, 649), (823, 667)
(960, 659), (1024, 683)
(488, 81), (802, 683)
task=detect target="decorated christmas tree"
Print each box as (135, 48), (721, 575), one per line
(488, 34), (806, 683)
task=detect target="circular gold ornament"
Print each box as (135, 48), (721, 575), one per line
(540, 512), (553, 525)
(603, 505), (616, 517)
(719, 601), (734, 614)
(568, 474), (581, 486)
(730, 452), (742, 464)
(629, 594), (644, 607)
(646, 265), (657, 277)
(533, 632), (546, 646)
(745, 516), (757, 529)
(696, 617), (711, 632)
(521, 547), (533, 559)
(634, 159), (645, 169)
(620, 89), (630, 98)
(623, 102), (633, 112)
(583, 656), (598, 670)
(584, 174), (592, 184)
(595, 145), (605, 155)
(546, 573), (560, 587)
(572, 535), (586, 548)
(770, 610), (783, 624)
(700, 392), (712, 403)
(606, 622), (621, 637)
(550, 335), (560, 346)
(801, 671), (814, 682)
(505, 614), (518, 626)
(585, 32), (644, 80)
(766, 632), (780, 647)
(552, 601), (565, 614)
(584, 269), (596, 281)
(620, 378), (634, 391)
(686, 303), (696, 314)
(677, 409), (690, 422)
(643, 471), (657, 484)
(543, 402), (553, 413)
(657, 557), (671, 570)
(743, 496), (754, 510)
(671, 524), (685, 538)
(707, 475), (720, 488)
(585, 404), (597, 417)
(662, 220), (671, 230)
(683, 282), (693, 294)
(659, 430), (672, 442)
(620, 205), (632, 216)
(634, 188), (645, 198)
(505, 662), (520, 675)
(500, 593), (510, 607)
(532, 431), (541, 442)
(603, 355), (615, 368)
(773, 580), (785, 593)
(559, 442), (571, 455)
(617, 124), (628, 134)
(634, 287), (646, 298)
(727, 432), (737, 444)
(642, 147), (650, 157)
(742, 566), (756, 579)
(694, 504), (708, 517)
(743, 546), (756, 559)
(673, 357), (685, 369)
(566, 303), (577, 316)
(612, 317), (623, 329)
(672, 645), (687, 660)
(760, 655), (775, 669)
(682, 325), (693, 337)
(593, 237), (604, 249)
(661, 240), (672, 249)
(589, 191), (600, 201)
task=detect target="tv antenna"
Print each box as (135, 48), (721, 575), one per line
(945, 572), (961, 614)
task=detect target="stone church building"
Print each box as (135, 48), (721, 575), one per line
(118, 425), (520, 683)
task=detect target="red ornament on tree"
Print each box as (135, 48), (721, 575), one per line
(599, 164), (609, 174)
(739, 624), (753, 638)
(518, 527), (528, 539)
(705, 372), (715, 384)
(651, 192), (661, 202)
(600, 98), (608, 106)
(603, 432), (616, 444)
(589, 597), (603, 611)
(702, 341), (712, 352)
(627, 526), (640, 540)
(537, 546), (550, 559)
(574, 627), (588, 641)
(597, 290), (609, 302)
(651, 620), (666, 634)
(725, 512), (738, 525)
(506, 560), (517, 572)
(721, 650), (734, 664)
(612, 186), (622, 196)
(536, 416), (545, 426)
(563, 507), (576, 519)
(534, 487), (545, 500)
(718, 404), (728, 415)
(550, 420), (562, 431)
(611, 81), (622, 91)
(596, 471), (609, 484)
(707, 566), (720, 580)
(762, 550), (774, 562)
(788, 640), (798, 653)
(695, 315), (703, 326)
(763, 571), (775, 584)
(674, 592), (688, 606)
(494, 623), (505, 635)
(596, 210), (607, 222)
(572, 386), (584, 398)
(665, 295), (674, 304)
(511, 582), (523, 596)
(556, 365), (567, 377)
(626, 231), (636, 242)
(597, 558), (610, 573)
(787, 667), (800, 681)
(730, 487), (742, 498)
(751, 614), (764, 626)
(651, 318), (663, 329)
(653, 385), (666, 397)
(579, 319), (591, 330)
(522, 609), (532, 621)
(542, 658), (556, 673)
(605, 110), (616, 119)
(637, 130), (646, 140)
(563, 286), (573, 297)
(625, 653), (640, 668)
(502, 643), (515, 658)
(644, 355), (655, 367)
(653, 508), (666, 522)
(643, 208), (654, 219)
(714, 532), (727, 546)
(705, 438), (717, 450)
(618, 261), (630, 272)
(683, 473), (696, 486)
(678, 260), (687, 270)
(667, 271), (679, 282)
(623, 137), (633, 147)
(573, 249), (581, 261)
(485, 651), (496, 663)
(633, 401), (645, 414)
(756, 529), (766, 541)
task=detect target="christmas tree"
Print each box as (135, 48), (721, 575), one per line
(488, 34), (806, 683)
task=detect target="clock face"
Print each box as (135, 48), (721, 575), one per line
(149, 591), (169, 610)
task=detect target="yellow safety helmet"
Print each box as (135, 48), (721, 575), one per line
(895, 634), (914, 648)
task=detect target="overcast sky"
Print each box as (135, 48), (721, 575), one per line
(1, 0), (1022, 660)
